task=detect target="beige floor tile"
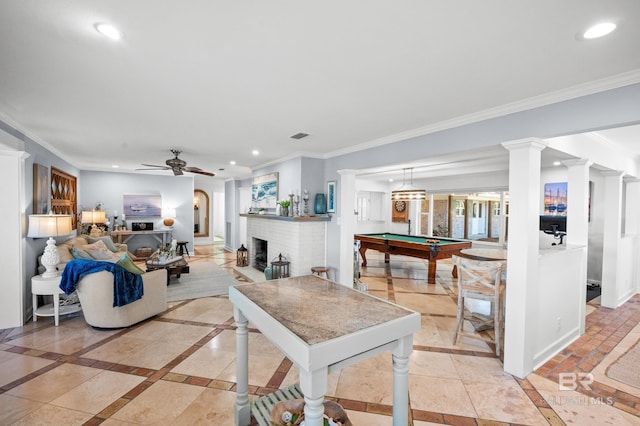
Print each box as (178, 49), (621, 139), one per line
(171, 345), (236, 379)
(335, 366), (393, 405)
(82, 335), (154, 364)
(409, 351), (459, 379)
(123, 340), (191, 369)
(451, 354), (512, 384)
(7, 363), (102, 402)
(345, 409), (392, 425)
(393, 279), (448, 295)
(171, 387), (236, 425)
(10, 403), (94, 426)
(50, 370), (146, 414)
(143, 321), (212, 347)
(394, 293), (457, 316)
(0, 394), (44, 425)
(112, 380), (204, 424)
(359, 276), (388, 291)
(0, 354), (55, 387)
(219, 354), (284, 387)
(431, 316), (492, 352)
(408, 375), (476, 417)
(206, 328), (238, 352)
(465, 381), (548, 425)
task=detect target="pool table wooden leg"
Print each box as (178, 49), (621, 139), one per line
(428, 259), (437, 284)
(359, 247), (368, 266)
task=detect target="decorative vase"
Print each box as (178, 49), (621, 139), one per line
(281, 206), (289, 216)
(314, 193), (327, 214)
(264, 266), (273, 280)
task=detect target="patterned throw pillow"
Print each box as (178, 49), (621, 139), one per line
(86, 236), (119, 252)
(82, 240), (118, 260)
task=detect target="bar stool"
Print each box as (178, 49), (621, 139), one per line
(311, 266), (329, 279)
(177, 241), (190, 258)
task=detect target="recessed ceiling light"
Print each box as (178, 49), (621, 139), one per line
(95, 23), (122, 40)
(229, 160), (236, 165)
(582, 22), (616, 39)
(553, 161), (562, 166)
(252, 150), (259, 156)
(388, 179), (394, 182)
(111, 165), (119, 168)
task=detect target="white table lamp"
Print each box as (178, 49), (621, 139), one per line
(81, 210), (107, 237)
(28, 214), (73, 278)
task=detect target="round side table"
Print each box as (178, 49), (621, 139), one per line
(31, 274), (81, 326)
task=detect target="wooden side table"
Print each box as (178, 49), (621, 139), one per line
(31, 274), (81, 326)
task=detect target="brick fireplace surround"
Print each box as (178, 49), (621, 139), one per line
(242, 214), (330, 278)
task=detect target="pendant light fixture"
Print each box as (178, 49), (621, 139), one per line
(391, 168), (426, 200)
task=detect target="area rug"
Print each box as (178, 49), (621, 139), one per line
(166, 261), (239, 302)
(605, 338), (640, 389)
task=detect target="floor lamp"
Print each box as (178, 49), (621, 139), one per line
(27, 214), (73, 278)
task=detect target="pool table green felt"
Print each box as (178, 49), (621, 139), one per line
(354, 233), (471, 284)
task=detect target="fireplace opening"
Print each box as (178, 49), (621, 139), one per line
(253, 238), (268, 271)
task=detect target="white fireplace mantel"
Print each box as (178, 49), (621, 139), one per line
(243, 214), (328, 278)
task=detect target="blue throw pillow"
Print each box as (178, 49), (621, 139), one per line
(71, 247), (93, 260)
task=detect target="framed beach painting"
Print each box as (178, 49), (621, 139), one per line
(327, 180), (336, 213)
(251, 173), (278, 209)
(123, 194), (162, 217)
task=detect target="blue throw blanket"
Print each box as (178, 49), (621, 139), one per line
(60, 259), (144, 307)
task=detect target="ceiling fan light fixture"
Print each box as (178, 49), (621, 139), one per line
(391, 168), (426, 200)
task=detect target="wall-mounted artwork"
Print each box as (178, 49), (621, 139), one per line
(33, 163), (49, 214)
(327, 180), (336, 213)
(544, 182), (568, 215)
(123, 194), (162, 217)
(251, 172), (278, 209)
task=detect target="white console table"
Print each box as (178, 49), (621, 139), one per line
(32, 274), (81, 326)
(230, 275), (420, 426)
(110, 229), (172, 246)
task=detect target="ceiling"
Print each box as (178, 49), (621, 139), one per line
(1, 1), (639, 181)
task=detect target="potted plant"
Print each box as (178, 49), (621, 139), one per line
(279, 200), (291, 216)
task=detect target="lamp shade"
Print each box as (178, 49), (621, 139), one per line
(81, 210), (106, 224)
(27, 214), (73, 238)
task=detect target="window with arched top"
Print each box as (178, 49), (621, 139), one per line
(194, 189), (209, 237)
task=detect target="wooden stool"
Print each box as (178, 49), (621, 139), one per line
(311, 266), (329, 279)
(177, 241), (190, 258)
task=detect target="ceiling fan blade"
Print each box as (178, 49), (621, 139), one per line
(183, 167), (216, 177)
(140, 164), (170, 169)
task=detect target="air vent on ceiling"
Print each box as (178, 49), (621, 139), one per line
(290, 132), (309, 140)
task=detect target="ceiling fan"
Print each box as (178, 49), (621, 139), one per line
(137, 150), (215, 176)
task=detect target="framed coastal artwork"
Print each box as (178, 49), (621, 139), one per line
(251, 172), (278, 209)
(123, 194), (162, 217)
(544, 182), (568, 215)
(327, 180), (336, 213)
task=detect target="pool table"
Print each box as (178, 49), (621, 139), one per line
(354, 233), (471, 284)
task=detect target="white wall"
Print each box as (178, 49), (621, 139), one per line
(80, 171), (194, 254)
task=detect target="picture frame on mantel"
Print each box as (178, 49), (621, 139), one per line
(327, 180), (336, 213)
(252, 172), (278, 210)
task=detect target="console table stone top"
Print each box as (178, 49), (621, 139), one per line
(231, 274), (416, 345)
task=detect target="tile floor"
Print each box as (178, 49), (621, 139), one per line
(1, 243), (639, 425)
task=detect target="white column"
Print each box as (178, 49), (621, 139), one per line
(428, 194), (434, 237)
(0, 150), (28, 329)
(564, 159), (592, 333)
(625, 180), (640, 295)
(600, 171), (624, 308)
(501, 138), (546, 378)
(338, 170), (357, 287)
(233, 307), (250, 426)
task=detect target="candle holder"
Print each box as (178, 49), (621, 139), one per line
(303, 190), (310, 216)
(288, 193), (294, 217)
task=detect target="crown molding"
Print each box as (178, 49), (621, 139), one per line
(326, 69), (640, 159)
